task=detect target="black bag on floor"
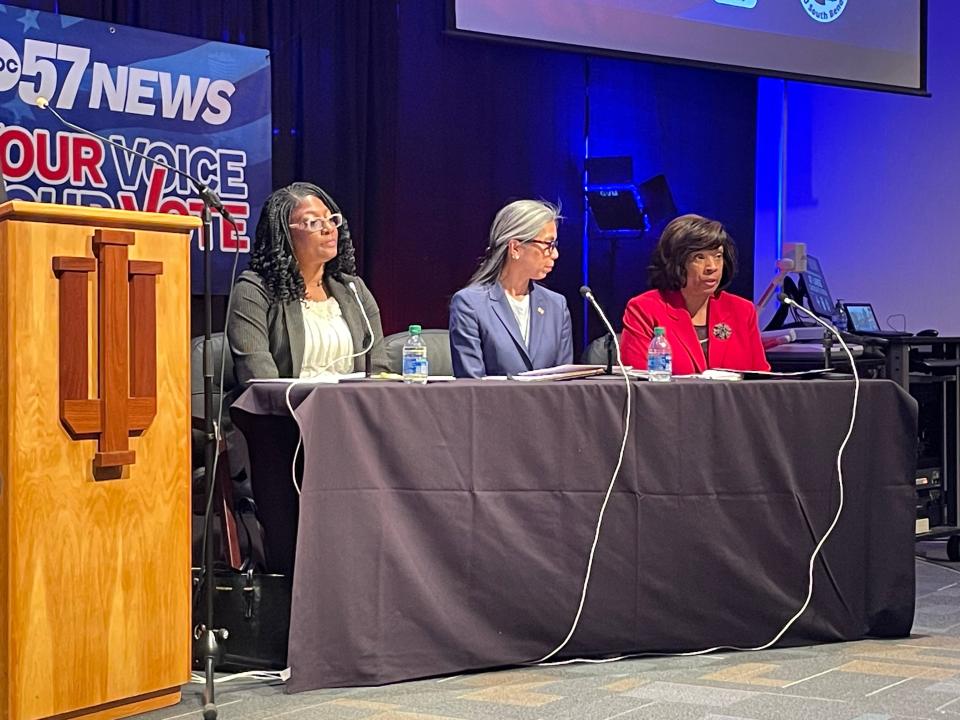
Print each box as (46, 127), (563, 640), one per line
(192, 567), (291, 671)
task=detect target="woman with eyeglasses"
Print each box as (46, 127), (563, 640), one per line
(449, 199), (573, 377)
(228, 182), (388, 382)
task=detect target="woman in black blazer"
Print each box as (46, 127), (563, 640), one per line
(227, 182), (388, 383)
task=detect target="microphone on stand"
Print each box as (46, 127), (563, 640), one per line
(778, 293), (855, 372)
(33, 96), (236, 224)
(580, 285), (623, 375)
(348, 281), (376, 376)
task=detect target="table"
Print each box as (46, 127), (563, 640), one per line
(232, 377), (918, 692)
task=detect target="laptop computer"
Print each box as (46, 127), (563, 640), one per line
(842, 302), (912, 338)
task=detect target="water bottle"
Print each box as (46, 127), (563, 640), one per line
(647, 326), (672, 382)
(402, 324), (428, 384)
(833, 300), (848, 333)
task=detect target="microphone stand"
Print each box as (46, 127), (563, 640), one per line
(37, 99), (231, 719)
(198, 200), (226, 720)
(822, 325), (833, 371)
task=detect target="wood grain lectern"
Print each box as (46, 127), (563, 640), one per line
(0, 201), (200, 720)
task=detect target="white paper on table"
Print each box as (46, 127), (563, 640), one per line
(247, 371), (366, 385)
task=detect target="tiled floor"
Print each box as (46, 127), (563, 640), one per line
(141, 545), (960, 720)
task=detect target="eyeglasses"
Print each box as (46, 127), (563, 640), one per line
(524, 239), (559, 254)
(289, 214), (343, 233)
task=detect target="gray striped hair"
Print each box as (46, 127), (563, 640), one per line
(468, 199), (562, 286)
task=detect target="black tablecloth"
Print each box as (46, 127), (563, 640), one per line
(232, 377), (918, 693)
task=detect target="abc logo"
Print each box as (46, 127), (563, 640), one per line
(0, 39), (21, 92)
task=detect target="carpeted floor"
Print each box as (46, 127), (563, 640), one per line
(145, 543), (960, 720)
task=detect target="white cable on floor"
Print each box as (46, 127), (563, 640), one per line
(538, 302), (860, 667)
(532, 307), (633, 664)
(190, 670), (286, 684)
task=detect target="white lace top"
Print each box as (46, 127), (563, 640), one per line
(300, 297), (354, 377)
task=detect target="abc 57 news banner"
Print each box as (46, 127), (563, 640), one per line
(0, 4), (271, 293)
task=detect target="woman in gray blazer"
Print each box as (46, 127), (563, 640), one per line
(228, 182), (388, 383)
(449, 199), (573, 377)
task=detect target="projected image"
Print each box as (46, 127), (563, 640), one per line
(453, 0), (923, 92)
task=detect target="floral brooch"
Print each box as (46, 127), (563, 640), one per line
(712, 323), (733, 340)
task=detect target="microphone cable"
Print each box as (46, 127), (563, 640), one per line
(531, 288), (633, 664)
(193, 220), (243, 605)
(538, 295), (861, 667)
(284, 281), (375, 498)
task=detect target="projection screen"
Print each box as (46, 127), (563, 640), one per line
(450, 0), (926, 94)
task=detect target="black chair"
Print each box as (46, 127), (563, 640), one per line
(190, 333), (250, 570)
(190, 333), (238, 435)
(383, 329), (453, 376)
(190, 333), (242, 479)
(581, 332), (623, 366)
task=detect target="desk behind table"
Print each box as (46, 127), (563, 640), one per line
(232, 377), (918, 692)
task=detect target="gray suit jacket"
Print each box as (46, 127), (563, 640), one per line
(228, 270), (388, 383)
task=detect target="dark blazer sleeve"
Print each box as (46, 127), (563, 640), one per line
(449, 290), (486, 378)
(351, 276), (389, 374)
(227, 274), (280, 384)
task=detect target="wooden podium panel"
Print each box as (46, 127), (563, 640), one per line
(0, 202), (199, 720)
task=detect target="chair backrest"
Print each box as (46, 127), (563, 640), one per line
(383, 329), (453, 376)
(190, 332), (238, 419)
(581, 332), (623, 365)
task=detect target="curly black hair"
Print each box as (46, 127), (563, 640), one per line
(648, 213), (737, 293)
(249, 182), (357, 303)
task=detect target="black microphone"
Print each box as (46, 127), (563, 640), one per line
(580, 285), (622, 374)
(33, 96), (236, 224)
(779, 293), (859, 370)
(779, 293), (838, 335)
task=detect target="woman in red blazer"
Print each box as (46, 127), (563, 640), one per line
(621, 214), (769, 375)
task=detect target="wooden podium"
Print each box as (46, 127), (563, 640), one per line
(0, 202), (199, 720)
